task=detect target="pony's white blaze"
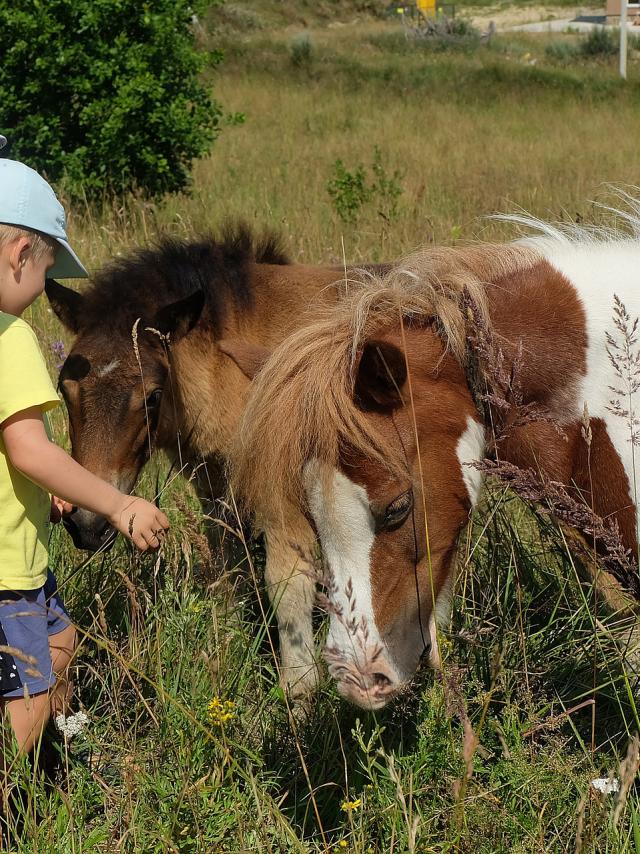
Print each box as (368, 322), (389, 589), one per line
(539, 241), (640, 518)
(304, 464), (388, 672)
(456, 416), (485, 506)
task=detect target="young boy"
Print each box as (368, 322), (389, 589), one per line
(0, 157), (170, 754)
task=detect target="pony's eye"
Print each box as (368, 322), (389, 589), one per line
(377, 490), (413, 533)
(145, 389), (163, 410)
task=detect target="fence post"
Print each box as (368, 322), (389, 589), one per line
(620, 0), (628, 79)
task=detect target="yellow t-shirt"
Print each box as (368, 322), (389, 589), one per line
(0, 314), (59, 591)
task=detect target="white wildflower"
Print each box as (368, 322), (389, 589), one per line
(591, 777), (620, 795)
(55, 710), (89, 739)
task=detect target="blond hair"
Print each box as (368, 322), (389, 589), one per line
(0, 224), (58, 262)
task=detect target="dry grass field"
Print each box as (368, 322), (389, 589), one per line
(8, 3), (640, 851)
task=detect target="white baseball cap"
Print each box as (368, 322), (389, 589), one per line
(0, 158), (88, 279)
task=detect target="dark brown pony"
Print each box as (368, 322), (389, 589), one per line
(232, 223), (640, 709)
(46, 226), (383, 701)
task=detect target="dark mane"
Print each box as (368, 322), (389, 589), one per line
(79, 224), (289, 337)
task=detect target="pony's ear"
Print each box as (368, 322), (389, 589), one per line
(45, 279), (84, 334)
(152, 290), (205, 342)
(354, 340), (407, 411)
(218, 339), (271, 380)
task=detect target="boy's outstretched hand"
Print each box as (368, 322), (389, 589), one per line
(108, 496), (170, 551)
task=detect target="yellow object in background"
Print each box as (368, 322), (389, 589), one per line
(417, 0), (436, 16)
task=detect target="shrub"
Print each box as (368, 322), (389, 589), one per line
(580, 26), (618, 56)
(290, 32), (314, 70)
(447, 17), (479, 38)
(327, 160), (371, 224)
(545, 40), (580, 62)
(578, 27), (640, 58)
(410, 15), (480, 51)
(327, 148), (404, 224)
(370, 146), (403, 222)
(0, 0), (223, 199)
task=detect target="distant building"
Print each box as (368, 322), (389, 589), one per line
(606, 0), (640, 20)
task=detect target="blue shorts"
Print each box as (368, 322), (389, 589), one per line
(0, 570), (71, 699)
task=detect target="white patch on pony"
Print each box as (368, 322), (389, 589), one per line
(456, 416), (485, 506)
(534, 240), (640, 518)
(97, 359), (120, 377)
(428, 415), (482, 669)
(427, 568), (455, 668)
(304, 463), (386, 667)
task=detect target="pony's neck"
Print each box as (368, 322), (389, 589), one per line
(158, 262), (343, 462)
(479, 254), (639, 560)
(235, 262), (342, 346)
(482, 257), (588, 426)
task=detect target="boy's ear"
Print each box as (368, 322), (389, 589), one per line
(45, 279), (85, 334)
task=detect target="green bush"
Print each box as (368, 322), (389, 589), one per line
(327, 159), (371, 223)
(580, 26), (618, 56)
(290, 32), (314, 70)
(545, 39), (580, 62)
(370, 146), (403, 222)
(578, 26), (640, 58)
(327, 147), (404, 224)
(0, 0), (223, 199)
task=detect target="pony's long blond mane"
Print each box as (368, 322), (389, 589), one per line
(230, 242), (541, 523)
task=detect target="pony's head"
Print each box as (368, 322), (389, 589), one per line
(47, 228), (285, 551)
(47, 276), (204, 551)
(232, 245), (536, 708)
(303, 327), (484, 708)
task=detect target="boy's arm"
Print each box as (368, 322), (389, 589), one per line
(2, 406), (169, 550)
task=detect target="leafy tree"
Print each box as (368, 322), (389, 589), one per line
(0, 0), (223, 198)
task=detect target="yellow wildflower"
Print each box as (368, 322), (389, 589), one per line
(207, 697), (235, 726)
(340, 797), (362, 812)
(338, 841), (348, 849)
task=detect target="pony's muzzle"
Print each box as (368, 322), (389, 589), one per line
(328, 653), (403, 710)
(64, 508), (116, 553)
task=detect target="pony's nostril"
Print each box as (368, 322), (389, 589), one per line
(63, 510), (114, 552)
(373, 672), (392, 690)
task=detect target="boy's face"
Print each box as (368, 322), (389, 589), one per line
(0, 237), (57, 316)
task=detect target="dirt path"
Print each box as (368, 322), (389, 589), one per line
(465, 4), (602, 28)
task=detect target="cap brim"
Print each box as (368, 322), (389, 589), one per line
(48, 237), (89, 279)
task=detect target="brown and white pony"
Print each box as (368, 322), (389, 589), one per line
(46, 227), (386, 701)
(232, 218), (640, 710)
